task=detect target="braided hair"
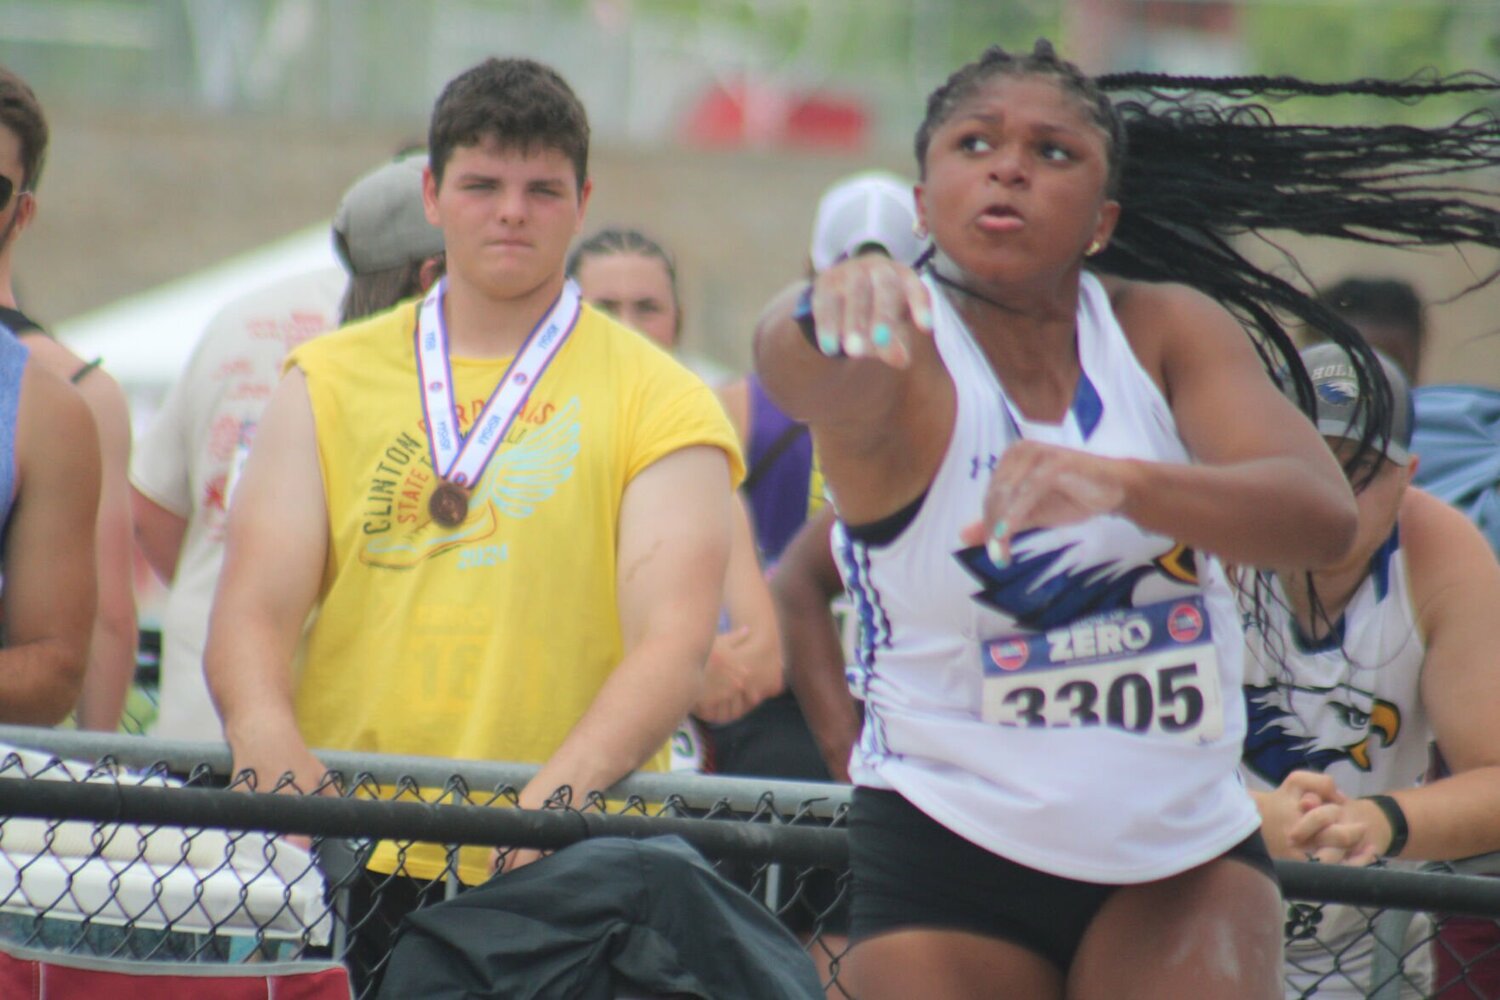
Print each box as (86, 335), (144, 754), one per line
(916, 40), (1126, 195)
(919, 44), (1500, 677)
(915, 41), (1500, 492)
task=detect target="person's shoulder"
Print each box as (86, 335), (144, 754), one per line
(1104, 276), (1227, 336)
(19, 362), (93, 443)
(20, 328), (93, 379)
(576, 304), (700, 381)
(1401, 485), (1500, 620)
(1402, 486), (1492, 568)
(574, 303), (653, 354)
(20, 331), (130, 425)
(1102, 274), (1255, 389)
(201, 268), (343, 345)
(290, 298), (416, 372)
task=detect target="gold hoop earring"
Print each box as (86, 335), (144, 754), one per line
(1086, 240), (1103, 257)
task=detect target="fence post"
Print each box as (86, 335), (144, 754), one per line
(1368, 908), (1418, 999)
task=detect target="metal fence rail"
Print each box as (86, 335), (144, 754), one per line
(0, 729), (1497, 998)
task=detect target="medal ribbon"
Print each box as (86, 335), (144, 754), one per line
(415, 277), (581, 487)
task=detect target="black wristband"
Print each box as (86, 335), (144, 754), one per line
(794, 283), (843, 358)
(1363, 794), (1409, 858)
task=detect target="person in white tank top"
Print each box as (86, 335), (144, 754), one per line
(754, 43), (1362, 1000)
(754, 40), (1500, 1000)
(1239, 343), (1500, 999)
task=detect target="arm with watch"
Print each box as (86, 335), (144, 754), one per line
(1343, 488), (1500, 864)
(1256, 489), (1500, 866)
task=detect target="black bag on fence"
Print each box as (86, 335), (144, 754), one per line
(377, 835), (822, 1000)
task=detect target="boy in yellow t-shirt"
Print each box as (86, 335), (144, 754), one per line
(205, 57), (741, 994)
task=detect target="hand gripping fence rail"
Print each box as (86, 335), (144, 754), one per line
(0, 726), (1497, 999)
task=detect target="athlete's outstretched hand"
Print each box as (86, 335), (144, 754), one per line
(808, 254), (933, 368)
(959, 440), (1129, 564)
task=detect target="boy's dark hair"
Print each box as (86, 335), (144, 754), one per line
(1316, 277), (1425, 341)
(427, 58), (589, 189)
(0, 65), (48, 191)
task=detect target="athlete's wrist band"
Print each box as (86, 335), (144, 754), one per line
(1363, 794), (1409, 858)
(794, 283), (844, 358)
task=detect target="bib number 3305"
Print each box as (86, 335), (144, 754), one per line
(979, 598), (1224, 743)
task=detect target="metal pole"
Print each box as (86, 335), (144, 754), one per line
(0, 726), (853, 819)
(0, 774), (851, 869)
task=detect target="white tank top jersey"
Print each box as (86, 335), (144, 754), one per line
(835, 271), (1261, 884)
(1239, 536), (1431, 999)
(1239, 530), (1430, 800)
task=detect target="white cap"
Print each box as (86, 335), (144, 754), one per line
(809, 171), (926, 274)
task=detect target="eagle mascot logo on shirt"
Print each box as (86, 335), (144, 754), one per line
(1242, 678), (1400, 784)
(955, 519), (1200, 631)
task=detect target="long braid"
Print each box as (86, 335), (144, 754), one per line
(918, 50), (1500, 479)
(1098, 68), (1500, 102)
(1091, 77), (1500, 484)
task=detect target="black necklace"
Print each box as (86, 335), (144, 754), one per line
(924, 263), (1020, 316)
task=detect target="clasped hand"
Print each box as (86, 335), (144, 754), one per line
(1260, 770), (1378, 866)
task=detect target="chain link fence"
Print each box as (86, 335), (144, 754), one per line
(0, 726), (1497, 998)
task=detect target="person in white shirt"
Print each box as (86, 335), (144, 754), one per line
(130, 153), (445, 741)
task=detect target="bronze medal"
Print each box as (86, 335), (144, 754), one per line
(429, 480), (469, 528)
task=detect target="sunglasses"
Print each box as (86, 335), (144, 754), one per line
(0, 175), (13, 212)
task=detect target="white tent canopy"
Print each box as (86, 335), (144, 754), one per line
(55, 225), (342, 408)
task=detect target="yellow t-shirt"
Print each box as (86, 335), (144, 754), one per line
(286, 299), (743, 882)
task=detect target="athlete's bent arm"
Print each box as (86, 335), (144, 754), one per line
(517, 444), (732, 808)
(0, 368), (100, 723)
(968, 283), (1358, 570)
(205, 369), (330, 791)
(774, 506), (861, 782)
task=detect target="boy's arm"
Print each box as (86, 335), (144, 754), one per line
(205, 369), (330, 790)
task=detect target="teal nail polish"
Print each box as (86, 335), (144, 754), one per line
(818, 333), (839, 356)
(986, 520), (1009, 567)
(873, 324), (891, 348)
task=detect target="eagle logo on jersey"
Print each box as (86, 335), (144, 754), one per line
(1317, 378), (1359, 407)
(955, 523), (1199, 631)
(1242, 680), (1401, 785)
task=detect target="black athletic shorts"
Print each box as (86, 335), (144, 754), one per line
(848, 787), (1277, 973)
